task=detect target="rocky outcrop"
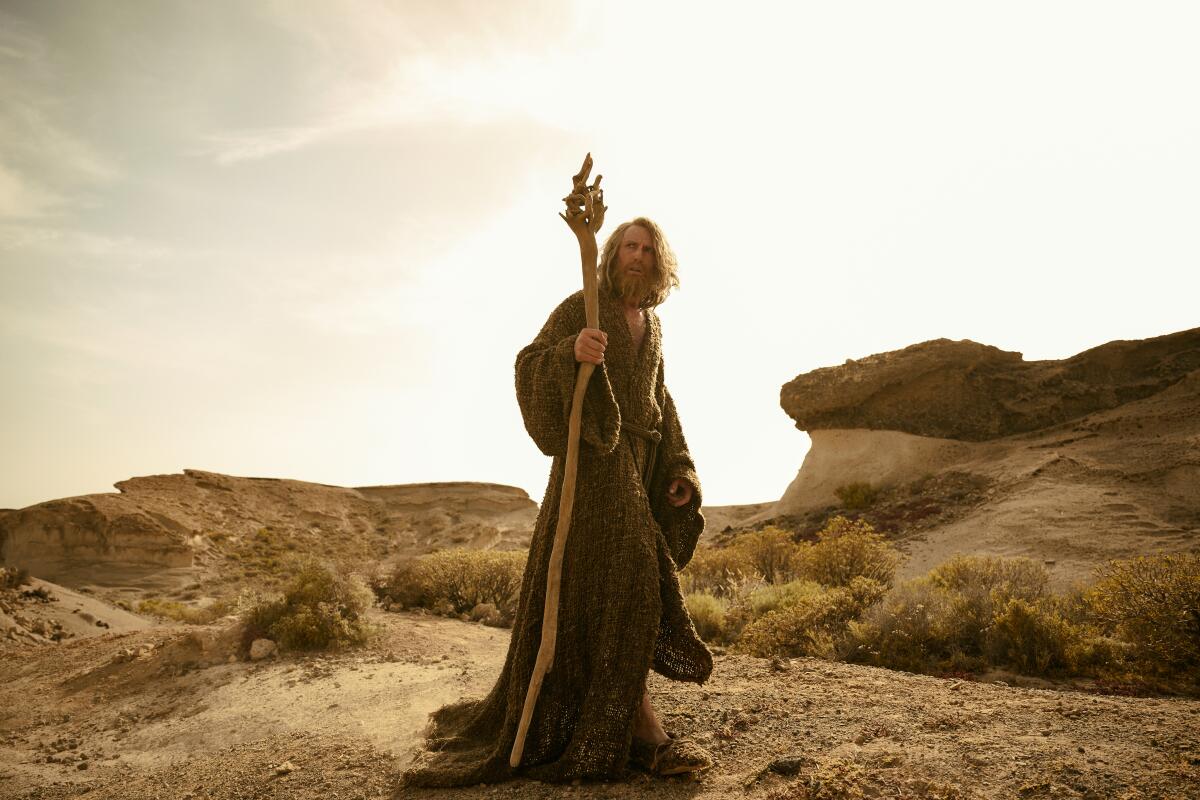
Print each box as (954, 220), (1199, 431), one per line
(775, 429), (990, 514)
(768, 330), (1200, 589)
(0, 469), (538, 588)
(780, 328), (1200, 441)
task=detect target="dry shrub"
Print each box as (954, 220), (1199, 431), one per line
(681, 526), (799, 594)
(241, 556), (374, 652)
(835, 481), (879, 510)
(737, 577), (886, 660)
(851, 556), (1099, 677)
(735, 526), (801, 584)
(388, 548), (526, 621)
(1, 566), (30, 589)
(1086, 553), (1200, 673)
(684, 591), (729, 644)
(928, 554), (1049, 657)
(988, 596), (1085, 674)
(138, 598), (233, 625)
(848, 577), (956, 672)
(747, 579), (825, 618)
(681, 543), (756, 596)
(794, 516), (901, 588)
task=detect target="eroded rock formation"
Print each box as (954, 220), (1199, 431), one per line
(0, 469), (538, 588)
(780, 328), (1200, 441)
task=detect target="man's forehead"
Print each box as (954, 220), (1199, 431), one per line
(622, 224), (652, 245)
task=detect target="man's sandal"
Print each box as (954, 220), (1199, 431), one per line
(629, 736), (713, 776)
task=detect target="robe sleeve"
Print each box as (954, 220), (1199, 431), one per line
(514, 292), (621, 458)
(649, 360), (705, 569)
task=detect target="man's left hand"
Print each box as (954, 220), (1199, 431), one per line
(666, 478), (694, 508)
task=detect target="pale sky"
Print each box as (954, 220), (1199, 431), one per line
(2, 1), (1198, 511)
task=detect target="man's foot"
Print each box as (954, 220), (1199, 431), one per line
(629, 735), (713, 776)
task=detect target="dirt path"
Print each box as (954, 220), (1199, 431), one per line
(2, 611), (1198, 800)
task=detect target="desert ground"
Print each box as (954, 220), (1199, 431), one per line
(3, 601), (1199, 800)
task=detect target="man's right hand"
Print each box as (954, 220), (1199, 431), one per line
(574, 328), (607, 365)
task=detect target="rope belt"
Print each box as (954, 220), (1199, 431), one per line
(621, 420), (662, 491)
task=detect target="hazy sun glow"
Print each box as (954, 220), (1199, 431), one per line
(2, 1), (1197, 510)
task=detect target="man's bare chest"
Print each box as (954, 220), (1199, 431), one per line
(625, 309), (646, 352)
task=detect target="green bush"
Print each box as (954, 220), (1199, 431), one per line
(835, 481), (879, 510)
(684, 591), (729, 644)
(387, 548), (527, 621)
(794, 516), (901, 588)
(138, 598), (232, 625)
(241, 556), (375, 652)
(1086, 553), (1200, 673)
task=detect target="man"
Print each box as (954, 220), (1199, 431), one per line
(404, 218), (712, 787)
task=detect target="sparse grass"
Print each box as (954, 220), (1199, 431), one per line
(138, 598), (233, 625)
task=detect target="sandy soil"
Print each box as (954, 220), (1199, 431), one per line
(2, 608), (1198, 800)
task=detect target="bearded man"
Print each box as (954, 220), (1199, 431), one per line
(403, 217), (713, 787)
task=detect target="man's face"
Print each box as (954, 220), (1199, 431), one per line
(614, 224), (656, 303)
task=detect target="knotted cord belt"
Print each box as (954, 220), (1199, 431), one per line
(621, 420), (661, 491)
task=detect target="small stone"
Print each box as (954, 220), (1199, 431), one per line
(76, 761), (89, 770)
(274, 760), (295, 775)
(768, 755), (816, 776)
(249, 639), (277, 661)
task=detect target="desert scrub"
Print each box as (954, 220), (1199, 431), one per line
(387, 548), (526, 622)
(138, 597), (233, 625)
(849, 556), (1098, 677)
(1, 566), (30, 589)
(684, 591), (730, 643)
(240, 556), (375, 652)
(681, 543), (759, 596)
(737, 576), (887, 660)
(681, 526), (802, 594)
(1086, 553), (1200, 674)
(793, 516), (901, 588)
(835, 481), (879, 510)
(746, 579), (826, 618)
(927, 554), (1050, 659)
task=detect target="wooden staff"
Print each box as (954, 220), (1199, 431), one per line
(510, 153), (607, 768)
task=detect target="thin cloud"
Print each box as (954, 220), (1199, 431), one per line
(0, 223), (173, 262)
(0, 160), (64, 219)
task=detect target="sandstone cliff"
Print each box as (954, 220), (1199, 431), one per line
(771, 328), (1200, 588)
(0, 470), (538, 593)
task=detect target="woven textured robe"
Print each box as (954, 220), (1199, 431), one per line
(402, 288), (712, 787)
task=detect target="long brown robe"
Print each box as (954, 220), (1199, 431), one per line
(402, 289), (712, 787)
